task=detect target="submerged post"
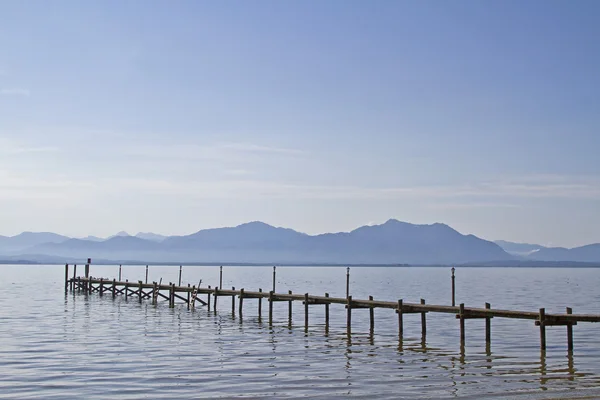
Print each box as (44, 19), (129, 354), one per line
(258, 288), (262, 319)
(397, 299), (403, 341)
(485, 302), (492, 345)
(421, 298), (427, 338)
(288, 290), (293, 327)
(539, 308), (546, 350)
(346, 295), (352, 335)
(325, 293), (330, 331)
(369, 295), (375, 333)
(451, 267), (456, 306)
(268, 291), (274, 326)
(64, 264), (69, 292)
(272, 266), (276, 293)
(459, 303), (465, 346)
(179, 265), (182, 286)
(346, 267), (350, 299)
(304, 293), (309, 332)
(567, 307), (574, 352)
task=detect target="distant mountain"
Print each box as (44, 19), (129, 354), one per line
(528, 243), (600, 263)
(81, 235), (104, 242)
(108, 231), (131, 239)
(0, 232), (70, 253)
(135, 232), (167, 242)
(494, 240), (545, 256)
(21, 220), (513, 265)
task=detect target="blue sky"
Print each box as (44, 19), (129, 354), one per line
(1, 1), (599, 247)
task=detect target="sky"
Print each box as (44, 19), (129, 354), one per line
(1, 1), (599, 247)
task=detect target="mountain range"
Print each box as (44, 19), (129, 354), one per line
(1, 220), (599, 265)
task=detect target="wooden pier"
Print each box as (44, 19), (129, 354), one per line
(64, 263), (600, 352)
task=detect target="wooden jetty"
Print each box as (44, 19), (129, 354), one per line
(64, 262), (600, 352)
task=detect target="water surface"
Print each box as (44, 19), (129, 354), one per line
(1, 265), (600, 399)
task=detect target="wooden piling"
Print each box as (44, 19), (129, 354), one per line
(567, 307), (574, 352)
(539, 308), (546, 350)
(304, 293), (309, 332)
(208, 285), (211, 309)
(118, 264), (121, 281)
(325, 293), (330, 331)
(288, 290), (293, 326)
(397, 299), (403, 341)
(485, 302), (491, 345)
(369, 295), (375, 333)
(213, 287), (218, 311)
(125, 280), (129, 300)
(272, 266), (276, 293)
(152, 282), (158, 305)
(77, 276), (81, 292)
(258, 288), (262, 319)
(459, 303), (465, 345)
(219, 266), (223, 289)
(112, 279), (116, 298)
(421, 299), (427, 338)
(138, 281), (143, 303)
(179, 265), (182, 286)
(231, 286), (236, 315)
(347, 295), (352, 335)
(346, 267), (350, 299)
(100, 278), (104, 296)
(239, 288), (244, 316)
(64, 264), (69, 292)
(187, 284), (191, 309)
(72, 265), (77, 291)
(268, 291), (274, 326)
(145, 265), (148, 284)
(170, 283), (175, 308)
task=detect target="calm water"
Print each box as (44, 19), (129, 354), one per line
(1, 265), (600, 399)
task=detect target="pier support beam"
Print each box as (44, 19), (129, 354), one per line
(268, 291), (274, 326)
(72, 265), (77, 291)
(152, 282), (158, 305)
(304, 293), (309, 332)
(239, 288), (244, 317)
(567, 307), (574, 352)
(208, 286), (212, 309)
(138, 281), (143, 303)
(421, 298), (427, 339)
(258, 288), (262, 319)
(451, 267), (456, 306)
(64, 264), (69, 293)
(539, 308), (546, 350)
(170, 283), (175, 308)
(459, 303), (465, 346)
(397, 299), (403, 341)
(100, 278), (104, 297)
(325, 293), (330, 332)
(485, 303), (492, 345)
(369, 295), (375, 334)
(231, 286), (236, 316)
(288, 290), (293, 327)
(125, 280), (129, 300)
(346, 295), (352, 336)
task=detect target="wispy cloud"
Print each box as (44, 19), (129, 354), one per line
(1, 88), (30, 97)
(0, 138), (59, 154)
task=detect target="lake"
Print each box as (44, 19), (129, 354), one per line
(1, 265), (600, 399)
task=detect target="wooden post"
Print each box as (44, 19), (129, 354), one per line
(325, 293), (330, 331)
(272, 266), (276, 293)
(152, 282), (158, 305)
(304, 293), (309, 332)
(125, 280), (129, 300)
(100, 278), (104, 296)
(239, 288), (244, 316)
(179, 265), (182, 286)
(187, 283), (190, 309)
(288, 290), (293, 327)
(397, 299), (403, 341)
(170, 283), (175, 308)
(219, 266), (223, 289)
(485, 302), (491, 345)
(145, 265), (148, 284)
(421, 298), (427, 338)
(112, 279), (116, 298)
(567, 307), (574, 352)
(138, 281), (143, 303)
(213, 287), (218, 311)
(208, 285), (211, 309)
(268, 291), (274, 326)
(77, 276), (81, 292)
(231, 286), (236, 315)
(118, 264), (122, 281)
(64, 264), (69, 292)
(72, 265), (77, 291)
(346, 295), (352, 335)
(85, 261), (90, 278)
(258, 288), (262, 319)
(459, 303), (465, 346)
(346, 267), (350, 299)
(539, 308), (546, 350)
(369, 295), (375, 333)
(451, 267), (456, 306)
